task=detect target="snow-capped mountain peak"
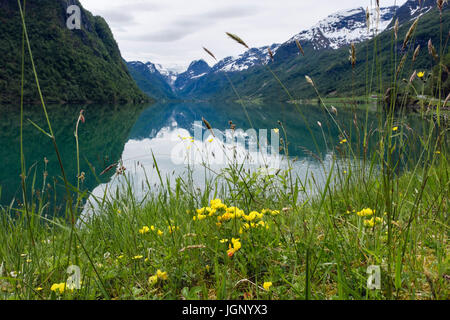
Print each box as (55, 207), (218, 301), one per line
(289, 6), (398, 50)
(173, 60), (211, 90)
(154, 64), (179, 86)
(212, 44), (280, 73)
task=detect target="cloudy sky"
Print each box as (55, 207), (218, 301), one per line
(79, 0), (407, 72)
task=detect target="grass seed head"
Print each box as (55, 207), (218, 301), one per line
(295, 40), (305, 56)
(413, 45), (421, 62)
(226, 32), (249, 49)
(402, 18), (419, 50)
(203, 47), (217, 61)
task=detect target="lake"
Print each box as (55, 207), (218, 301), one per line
(0, 101), (426, 215)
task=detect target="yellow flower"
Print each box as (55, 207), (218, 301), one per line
(157, 230), (164, 236)
(227, 238), (242, 257)
(210, 199), (226, 210)
(220, 239), (229, 243)
(417, 71), (425, 78)
(340, 139), (347, 144)
(150, 225), (156, 231)
(208, 138), (214, 143)
(148, 275), (158, 285)
(375, 217), (383, 224)
(35, 287), (43, 291)
(435, 151), (441, 154)
(196, 208), (206, 215)
(357, 208), (374, 217)
(132, 255), (143, 260)
(51, 283), (65, 294)
(139, 226), (150, 234)
(156, 270), (168, 281)
(392, 126), (398, 132)
(243, 211), (261, 222)
(263, 282), (273, 291)
(227, 246), (236, 258)
(364, 218), (375, 228)
(197, 214), (207, 221)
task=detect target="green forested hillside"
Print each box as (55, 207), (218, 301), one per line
(0, 0), (149, 104)
(126, 62), (177, 101)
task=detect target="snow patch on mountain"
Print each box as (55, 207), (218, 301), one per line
(289, 6), (397, 49)
(212, 44), (280, 73)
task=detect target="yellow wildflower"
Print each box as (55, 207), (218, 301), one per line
(220, 239), (229, 243)
(197, 207), (206, 215)
(243, 211), (261, 222)
(340, 139), (347, 144)
(157, 230), (164, 236)
(51, 283), (65, 294)
(139, 226), (150, 234)
(227, 238), (242, 257)
(148, 275), (158, 285)
(231, 238), (241, 250)
(263, 282), (272, 291)
(357, 208), (374, 217)
(392, 126), (398, 132)
(210, 199), (226, 210)
(133, 255), (143, 260)
(156, 270), (168, 281)
(417, 71), (425, 78)
(364, 218), (375, 228)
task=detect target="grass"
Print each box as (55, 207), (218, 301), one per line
(0, 157), (448, 300)
(0, 0), (448, 300)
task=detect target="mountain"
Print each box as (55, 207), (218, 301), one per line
(174, 4), (401, 98)
(0, 0), (148, 104)
(126, 61), (176, 100)
(392, 0), (436, 25)
(174, 0), (448, 100)
(211, 44), (280, 73)
(154, 64), (179, 88)
(174, 60), (211, 91)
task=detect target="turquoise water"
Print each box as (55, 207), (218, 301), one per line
(0, 101), (425, 213)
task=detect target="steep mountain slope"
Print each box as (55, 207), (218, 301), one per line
(175, 4), (400, 98)
(0, 0), (148, 104)
(176, 0), (448, 101)
(174, 60), (211, 91)
(126, 61), (176, 100)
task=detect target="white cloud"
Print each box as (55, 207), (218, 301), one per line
(79, 0), (407, 71)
